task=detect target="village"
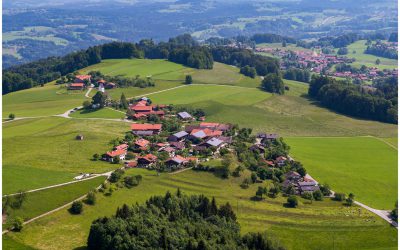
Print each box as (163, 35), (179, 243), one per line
(98, 97), (321, 198)
(255, 47), (398, 82)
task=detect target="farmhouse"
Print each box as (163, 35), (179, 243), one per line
(298, 181), (320, 194)
(74, 75), (91, 83)
(134, 139), (150, 150)
(168, 131), (188, 142)
(103, 149), (127, 162)
(177, 112), (193, 120)
(204, 137), (224, 148)
(169, 141), (185, 150)
(137, 154), (158, 167)
(275, 156), (288, 167)
(131, 123), (162, 135)
(68, 83), (85, 90)
(165, 155), (188, 167)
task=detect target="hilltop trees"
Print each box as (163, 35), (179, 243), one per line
(240, 65), (257, 78)
(308, 75), (397, 124)
(87, 191), (284, 249)
(261, 73), (285, 95)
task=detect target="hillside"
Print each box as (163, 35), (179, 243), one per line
(2, 58), (398, 250)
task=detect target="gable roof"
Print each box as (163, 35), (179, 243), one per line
(169, 141), (185, 150)
(190, 129), (207, 139)
(205, 137), (224, 147)
(138, 154), (157, 162)
(75, 75), (91, 81)
(173, 131), (189, 138)
(166, 155), (187, 164)
(115, 144), (128, 150)
(130, 105), (153, 112)
(131, 123), (162, 131)
(106, 149), (126, 157)
(69, 83), (84, 87)
(177, 112), (192, 119)
(200, 122), (220, 128)
(135, 138), (150, 148)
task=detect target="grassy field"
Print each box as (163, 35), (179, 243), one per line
(346, 40), (398, 70)
(4, 176), (106, 228)
(5, 168), (397, 250)
(69, 107), (125, 119)
(149, 81), (397, 137)
(3, 117), (129, 194)
(286, 136), (398, 209)
(2, 82), (86, 118)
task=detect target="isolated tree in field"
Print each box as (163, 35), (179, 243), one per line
(185, 75), (193, 84)
(282, 40), (287, 47)
(83, 100), (91, 110)
(86, 190), (97, 205)
(124, 176), (138, 188)
(8, 113), (15, 120)
(120, 93), (128, 109)
(92, 153), (100, 161)
(69, 201), (83, 214)
(12, 217), (24, 232)
(375, 58), (381, 65)
(287, 195), (298, 208)
(240, 178), (250, 189)
(256, 186), (268, 199)
(92, 91), (107, 108)
(261, 73), (285, 95)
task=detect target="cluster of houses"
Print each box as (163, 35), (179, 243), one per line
(249, 133), (320, 194)
(67, 74), (116, 91)
(129, 98), (167, 120)
(328, 67), (398, 82)
(101, 113), (234, 170)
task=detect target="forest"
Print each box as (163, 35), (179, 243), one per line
(87, 190), (284, 250)
(308, 75), (398, 124)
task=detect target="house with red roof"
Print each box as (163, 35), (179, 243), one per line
(68, 83), (85, 90)
(134, 138), (150, 150)
(131, 123), (162, 135)
(137, 154), (158, 166)
(114, 144), (128, 151)
(102, 149), (127, 162)
(74, 75), (91, 83)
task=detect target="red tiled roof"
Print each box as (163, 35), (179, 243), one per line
(75, 75), (91, 81)
(106, 149), (126, 157)
(133, 113), (147, 119)
(131, 105), (153, 112)
(139, 154), (157, 162)
(135, 138), (150, 148)
(115, 144), (128, 150)
(131, 123), (162, 131)
(69, 83), (84, 87)
(200, 122), (220, 128)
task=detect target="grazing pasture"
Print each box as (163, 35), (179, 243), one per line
(5, 169), (397, 250)
(346, 40), (398, 70)
(286, 136), (398, 209)
(3, 176), (106, 229)
(69, 107), (125, 119)
(3, 117), (128, 193)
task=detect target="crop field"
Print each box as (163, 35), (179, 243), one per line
(4, 176), (106, 229)
(286, 136), (398, 209)
(5, 168), (397, 250)
(3, 117), (129, 194)
(346, 40), (398, 70)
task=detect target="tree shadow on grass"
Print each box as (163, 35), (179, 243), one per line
(73, 246), (87, 250)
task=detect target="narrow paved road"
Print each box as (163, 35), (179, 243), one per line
(3, 171), (113, 198)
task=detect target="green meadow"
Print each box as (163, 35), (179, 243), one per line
(69, 107), (125, 119)
(286, 136), (398, 209)
(2, 82), (86, 118)
(4, 176), (106, 229)
(3, 117), (128, 194)
(346, 40), (398, 70)
(5, 169), (397, 250)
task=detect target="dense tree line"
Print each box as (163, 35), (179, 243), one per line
(365, 43), (398, 59)
(3, 42), (143, 94)
(211, 47), (280, 76)
(308, 75), (397, 124)
(388, 32), (398, 42)
(283, 69), (310, 83)
(87, 191), (285, 250)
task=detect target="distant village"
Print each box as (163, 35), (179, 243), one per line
(255, 47), (398, 82)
